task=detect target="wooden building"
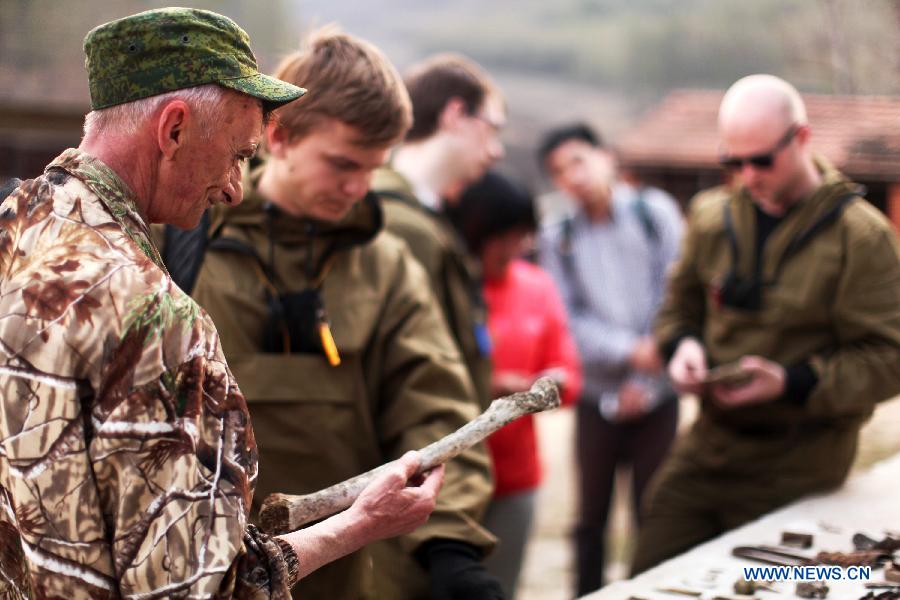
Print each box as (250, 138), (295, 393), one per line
(0, 102), (86, 182)
(616, 90), (900, 229)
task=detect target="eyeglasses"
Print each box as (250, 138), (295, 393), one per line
(468, 111), (504, 134)
(718, 125), (800, 170)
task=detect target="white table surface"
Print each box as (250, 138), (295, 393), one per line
(586, 452), (900, 600)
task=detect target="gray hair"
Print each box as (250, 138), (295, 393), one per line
(82, 84), (229, 139)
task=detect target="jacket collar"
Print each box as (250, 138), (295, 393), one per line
(210, 163), (383, 280)
(730, 155), (861, 280)
(47, 148), (165, 271)
(371, 166), (435, 212)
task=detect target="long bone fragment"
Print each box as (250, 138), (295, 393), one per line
(259, 377), (560, 534)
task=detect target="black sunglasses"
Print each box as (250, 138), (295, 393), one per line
(719, 125), (800, 170)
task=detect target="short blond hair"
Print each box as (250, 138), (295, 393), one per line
(271, 26), (411, 147)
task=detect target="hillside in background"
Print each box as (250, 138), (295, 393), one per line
(2, 0), (899, 186)
(292, 0), (900, 95)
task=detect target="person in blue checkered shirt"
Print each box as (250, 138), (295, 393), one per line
(537, 123), (684, 595)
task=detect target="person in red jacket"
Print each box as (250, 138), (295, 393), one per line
(450, 171), (582, 598)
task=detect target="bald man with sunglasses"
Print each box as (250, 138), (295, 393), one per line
(631, 74), (900, 573)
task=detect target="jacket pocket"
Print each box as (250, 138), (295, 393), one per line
(229, 353), (377, 499)
(229, 353), (353, 403)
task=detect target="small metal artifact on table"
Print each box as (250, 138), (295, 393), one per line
(796, 581), (829, 598)
(817, 550), (889, 568)
(733, 579), (775, 595)
(782, 531), (814, 549)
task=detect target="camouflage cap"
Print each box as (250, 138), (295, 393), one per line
(84, 7), (306, 110)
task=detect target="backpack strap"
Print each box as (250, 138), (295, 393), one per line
(771, 190), (860, 283)
(372, 188), (411, 203)
(557, 216), (590, 312)
(207, 233), (277, 284)
(723, 197), (757, 280)
(632, 186), (659, 242)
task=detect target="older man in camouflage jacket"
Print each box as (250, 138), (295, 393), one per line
(0, 9), (442, 599)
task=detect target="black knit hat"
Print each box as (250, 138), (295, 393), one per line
(448, 170), (537, 254)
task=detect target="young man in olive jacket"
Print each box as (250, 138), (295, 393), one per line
(632, 74), (900, 573)
(188, 30), (501, 600)
(372, 54), (506, 410)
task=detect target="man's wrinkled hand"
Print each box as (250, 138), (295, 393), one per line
(348, 451), (444, 545)
(711, 355), (785, 408)
(668, 337), (707, 395)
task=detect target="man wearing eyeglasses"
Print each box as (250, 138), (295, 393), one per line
(631, 74), (900, 573)
(372, 54), (507, 412)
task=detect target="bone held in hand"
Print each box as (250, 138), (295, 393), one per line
(259, 376), (560, 534)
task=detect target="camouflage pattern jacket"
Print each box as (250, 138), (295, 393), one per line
(0, 150), (298, 599)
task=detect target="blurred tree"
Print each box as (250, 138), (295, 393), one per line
(0, 0), (297, 105)
(371, 0), (900, 96)
(2, 0), (899, 112)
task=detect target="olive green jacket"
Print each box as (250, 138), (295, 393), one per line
(657, 159), (900, 438)
(190, 178), (495, 599)
(372, 167), (493, 410)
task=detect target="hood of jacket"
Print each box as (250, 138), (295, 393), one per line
(726, 154), (864, 281)
(208, 165), (384, 280)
